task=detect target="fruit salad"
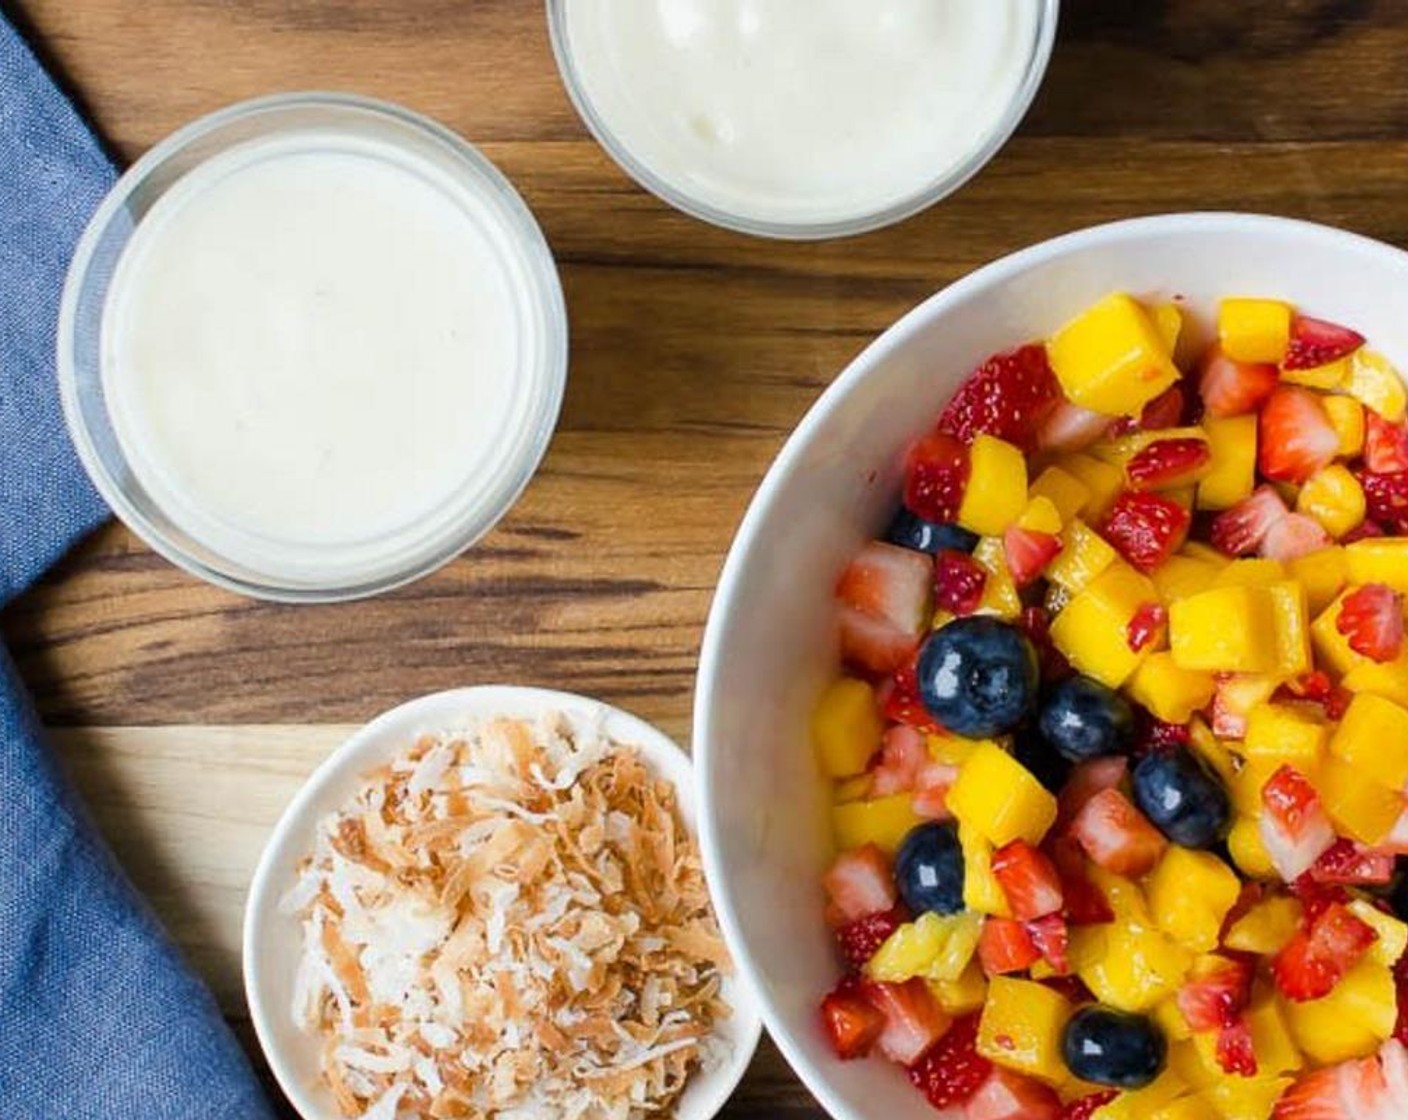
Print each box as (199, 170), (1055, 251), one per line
(814, 293), (1408, 1120)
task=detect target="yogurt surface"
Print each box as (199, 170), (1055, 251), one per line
(559, 0), (1041, 228)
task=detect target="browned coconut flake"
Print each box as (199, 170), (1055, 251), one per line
(282, 712), (734, 1119)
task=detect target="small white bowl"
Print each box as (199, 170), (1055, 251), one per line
(245, 685), (761, 1120)
(693, 213), (1408, 1120)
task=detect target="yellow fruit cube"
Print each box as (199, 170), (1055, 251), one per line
(812, 678), (883, 778)
(1316, 756), (1404, 845)
(1188, 718), (1238, 785)
(832, 794), (923, 853)
(948, 742), (1058, 847)
(1226, 815), (1278, 880)
(1149, 1097), (1217, 1120)
(1311, 588), (1370, 677)
(1047, 519), (1118, 594)
(1343, 648), (1408, 708)
(1346, 538), (1408, 593)
(1169, 585), (1279, 674)
(1154, 553), (1226, 604)
(1282, 356), (1350, 390)
(1049, 293), (1183, 416)
(1330, 692), (1408, 790)
(1130, 653), (1217, 725)
(1211, 558), (1287, 588)
(1147, 849), (1241, 952)
(1245, 995), (1304, 1078)
(1198, 415), (1259, 511)
(1266, 581), (1312, 677)
(1030, 465), (1094, 525)
(1348, 899), (1408, 969)
(958, 435), (1028, 537)
(1230, 757), (1291, 817)
(1284, 959), (1397, 1064)
(1092, 1069), (1189, 1120)
(1200, 1078), (1293, 1120)
(1346, 349), (1407, 423)
(960, 821), (1012, 918)
(931, 960), (989, 1016)
(1296, 464), (1366, 540)
(1167, 1039), (1220, 1090)
(1061, 453), (1127, 519)
(1155, 997), (1194, 1042)
(977, 977), (1073, 1084)
(1078, 923), (1194, 1012)
(970, 535), (1023, 621)
(834, 774), (873, 803)
(866, 910), (984, 983)
(1018, 495), (1066, 536)
(1225, 896), (1302, 954)
(1051, 561), (1160, 687)
(1287, 546), (1347, 616)
(1154, 302), (1185, 354)
(928, 734), (984, 766)
(1219, 298), (1292, 363)
(1323, 394), (1366, 457)
(1243, 702), (1328, 770)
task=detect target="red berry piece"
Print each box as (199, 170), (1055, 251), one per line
(1258, 386), (1340, 483)
(1261, 512), (1331, 563)
(1126, 602), (1168, 653)
(1210, 485), (1289, 556)
(820, 976), (886, 1060)
(1216, 1016), (1258, 1078)
(1359, 469), (1408, 534)
(1038, 398), (1114, 454)
(934, 548), (987, 615)
(1343, 517), (1388, 543)
(1101, 490), (1190, 573)
(978, 916), (1041, 976)
(835, 906), (909, 969)
(1365, 412), (1408, 475)
(1026, 913), (1070, 975)
(1003, 525), (1063, 588)
(903, 432), (970, 524)
(991, 840), (1065, 921)
(1273, 901), (1378, 1002)
(1283, 314), (1365, 370)
(1308, 838), (1397, 886)
(906, 1014), (992, 1109)
(938, 344), (1062, 452)
(1199, 345), (1279, 417)
(1336, 583), (1405, 663)
(880, 662), (943, 734)
(1125, 437), (1211, 491)
(1059, 1091), (1119, 1120)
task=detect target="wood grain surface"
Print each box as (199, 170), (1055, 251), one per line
(7, 0), (1408, 1115)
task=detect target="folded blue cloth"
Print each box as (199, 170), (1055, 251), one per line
(0, 16), (277, 1120)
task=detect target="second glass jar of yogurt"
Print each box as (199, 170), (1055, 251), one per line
(549, 0), (1059, 239)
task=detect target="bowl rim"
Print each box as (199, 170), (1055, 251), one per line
(243, 684), (762, 1120)
(692, 211), (1408, 1120)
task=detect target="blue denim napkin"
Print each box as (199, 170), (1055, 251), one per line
(0, 16), (276, 1120)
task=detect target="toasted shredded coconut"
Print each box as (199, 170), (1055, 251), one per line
(286, 712), (732, 1119)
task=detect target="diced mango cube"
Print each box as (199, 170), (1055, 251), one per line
(866, 910), (984, 983)
(1199, 1078), (1292, 1120)
(1188, 718), (1238, 785)
(930, 960), (989, 1016)
(832, 794), (923, 853)
(958, 435), (1028, 537)
(1219, 298), (1291, 364)
(1198, 414), (1259, 511)
(948, 743), (1057, 847)
(1311, 588), (1370, 677)
(1345, 538), (1408, 593)
(1242, 702), (1328, 770)
(1226, 815), (1278, 880)
(1060, 453), (1126, 520)
(1169, 585), (1279, 674)
(1247, 995), (1303, 1078)
(1266, 581), (1312, 677)
(1323, 394), (1366, 457)
(1048, 293), (1182, 416)
(1167, 1039), (1220, 1090)
(1154, 997), (1194, 1042)
(1092, 1069), (1189, 1120)
(1154, 553), (1226, 604)
(1030, 465), (1093, 525)
(959, 821), (1012, 918)
(1282, 356), (1350, 390)
(1147, 849), (1241, 952)
(928, 734), (984, 766)
(1283, 959), (1397, 1064)
(971, 535), (1023, 620)
(1078, 923), (1194, 1012)
(1286, 546), (1347, 616)
(1296, 464), (1365, 540)
(1346, 349), (1407, 423)
(833, 774), (873, 803)
(1330, 692), (1408, 790)
(1018, 494), (1065, 535)
(1224, 896), (1302, 954)
(1315, 756), (1404, 845)
(1348, 899), (1408, 969)
(1230, 758), (1291, 817)
(812, 678), (883, 777)
(1148, 1096), (1217, 1120)
(1129, 653), (1217, 724)
(1051, 561), (1159, 687)
(1047, 519), (1118, 594)
(1343, 648), (1408, 708)
(977, 977), (1073, 1084)
(1211, 558), (1287, 588)
(1154, 302), (1184, 354)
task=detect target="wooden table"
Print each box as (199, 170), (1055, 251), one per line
(6, 2), (1408, 1115)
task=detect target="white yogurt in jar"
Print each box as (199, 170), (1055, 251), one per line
(100, 122), (562, 593)
(556, 0), (1043, 231)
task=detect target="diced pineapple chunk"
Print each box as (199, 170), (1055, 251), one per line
(1345, 538), (1408, 593)
(1283, 959), (1397, 1065)
(1315, 756), (1404, 845)
(976, 977), (1073, 1084)
(832, 794), (923, 853)
(1330, 692), (1408, 790)
(1346, 349), (1407, 423)
(812, 678), (883, 777)
(1198, 415), (1258, 511)
(1051, 561), (1159, 687)
(1286, 546), (1347, 616)
(1018, 494), (1065, 535)
(1146, 849), (1241, 952)
(1030, 465), (1093, 525)
(1218, 298), (1291, 364)
(1224, 896), (1302, 954)
(1282, 356), (1350, 390)
(930, 960), (989, 1016)
(1048, 293), (1182, 416)
(1296, 464), (1365, 540)
(1169, 585), (1279, 674)
(1242, 702), (1328, 770)
(958, 435), (1028, 537)
(948, 743), (1057, 847)
(1077, 922), (1194, 1012)
(866, 910), (984, 983)
(1129, 653), (1216, 724)
(1047, 519), (1118, 594)
(1323, 395), (1366, 458)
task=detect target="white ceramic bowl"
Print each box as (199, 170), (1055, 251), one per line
(245, 685), (761, 1120)
(693, 213), (1408, 1120)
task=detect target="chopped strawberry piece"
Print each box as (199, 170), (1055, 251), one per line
(907, 1014), (992, 1109)
(1126, 601), (1168, 653)
(1026, 913), (1070, 975)
(938, 344), (1062, 452)
(1259, 386), (1341, 483)
(1070, 787), (1167, 877)
(1047, 835), (1116, 926)
(1210, 485), (1290, 556)
(870, 726), (930, 796)
(1217, 1016), (1259, 1078)
(1057, 756), (1129, 829)
(1283, 314), (1365, 370)
(1140, 384), (1189, 431)
(823, 845), (897, 925)
(1345, 517), (1389, 543)
(835, 906), (908, 969)
(864, 977), (952, 1065)
(1003, 525), (1063, 588)
(1126, 436), (1211, 491)
(978, 916), (1041, 976)
(1308, 838), (1397, 886)
(837, 540), (933, 635)
(821, 977), (886, 1059)
(1059, 1092), (1119, 1120)
(904, 431), (971, 524)
(1365, 412), (1408, 475)
(880, 661), (943, 733)
(965, 1066), (1061, 1120)
(1177, 957), (1254, 1031)
(1200, 345), (1279, 417)
(1261, 766), (1337, 883)
(1395, 953), (1408, 1045)
(1360, 469), (1408, 534)
(1040, 975), (1095, 1004)
(1133, 709), (1192, 753)
(1261, 511), (1332, 562)
(912, 760), (959, 821)
(935, 548), (987, 615)
(1385, 803), (1408, 856)
(1273, 1040), (1408, 1120)
(1101, 490), (1191, 572)
(1211, 671), (1281, 739)
(1336, 583), (1405, 663)
(1037, 398), (1115, 454)
(839, 605), (919, 676)
(1289, 877), (1349, 925)
(1273, 901), (1378, 1002)
(991, 840), (1065, 921)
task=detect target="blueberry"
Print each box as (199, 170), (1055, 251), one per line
(885, 508), (979, 555)
(917, 617), (1038, 738)
(895, 821), (965, 917)
(1037, 675), (1135, 763)
(1062, 1006), (1166, 1089)
(1013, 723), (1071, 793)
(1132, 748), (1232, 849)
